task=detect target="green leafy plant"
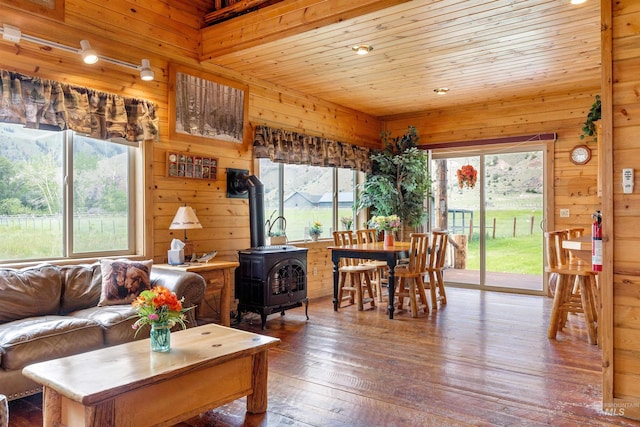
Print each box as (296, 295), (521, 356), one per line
(308, 221), (323, 236)
(581, 95), (601, 140)
(358, 126), (431, 228)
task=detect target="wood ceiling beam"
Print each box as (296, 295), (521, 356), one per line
(200, 0), (411, 61)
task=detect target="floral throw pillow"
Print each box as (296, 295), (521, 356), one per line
(98, 259), (153, 306)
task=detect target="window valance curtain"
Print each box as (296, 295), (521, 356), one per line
(0, 70), (158, 142)
(253, 124), (372, 173)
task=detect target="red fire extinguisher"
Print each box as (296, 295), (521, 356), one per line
(592, 210), (602, 272)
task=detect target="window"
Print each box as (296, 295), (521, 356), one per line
(0, 123), (136, 262)
(259, 159), (357, 241)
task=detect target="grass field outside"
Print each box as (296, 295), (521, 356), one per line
(0, 214), (128, 260)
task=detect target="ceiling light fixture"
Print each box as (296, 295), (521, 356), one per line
(352, 44), (373, 55)
(0, 24), (154, 81)
(434, 88), (449, 95)
(139, 59), (154, 81)
(570, 0), (587, 4)
(79, 40), (98, 64)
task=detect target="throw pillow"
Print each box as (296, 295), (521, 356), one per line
(98, 259), (153, 306)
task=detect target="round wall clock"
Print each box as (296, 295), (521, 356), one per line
(570, 145), (591, 165)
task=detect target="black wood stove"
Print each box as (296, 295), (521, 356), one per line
(235, 175), (309, 329)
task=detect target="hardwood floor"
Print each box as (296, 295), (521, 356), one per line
(8, 288), (640, 426)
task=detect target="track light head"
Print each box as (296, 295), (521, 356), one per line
(139, 59), (154, 81)
(79, 40), (98, 64)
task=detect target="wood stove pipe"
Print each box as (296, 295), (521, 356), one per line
(246, 175), (266, 248)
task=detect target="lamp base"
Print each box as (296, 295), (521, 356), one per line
(183, 242), (195, 261)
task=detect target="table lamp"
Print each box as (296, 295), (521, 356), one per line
(169, 206), (202, 258)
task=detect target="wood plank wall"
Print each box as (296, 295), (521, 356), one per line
(609, 0), (640, 419)
(0, 0), (381, 300)
(383, 90), (602, 231)
(6, 0), (640, 419)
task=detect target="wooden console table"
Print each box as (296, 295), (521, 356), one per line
(23, 324), (281, 427)
(155, 261), (239, 327)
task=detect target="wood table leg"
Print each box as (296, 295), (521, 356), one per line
(332, 253), (339, 311)
(247, 351), (269, 414)
(42, 387), (61, 427)
(221, 269), (231, 326)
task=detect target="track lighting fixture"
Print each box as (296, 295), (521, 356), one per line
(0, 24), (154, 81)
(79, 40), (98, 64)
(139, 59), (154, 81)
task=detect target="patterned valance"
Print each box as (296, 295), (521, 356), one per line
(253, 125), (372, 173)
(0, 70), (158, 143)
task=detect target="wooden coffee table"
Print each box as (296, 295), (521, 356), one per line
(23, 324), (280, 427)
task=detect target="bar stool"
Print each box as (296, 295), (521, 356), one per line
(356, 228), (389, 302)
(333, 231), (377, 311)
(545, 230), (599, 345)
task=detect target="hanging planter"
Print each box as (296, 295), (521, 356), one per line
(457, 165), (478, 189)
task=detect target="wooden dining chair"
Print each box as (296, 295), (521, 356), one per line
(332, 231), (377, 311)
(423, 230), (449, 310)
(394, 233), (430, 317)
(545, 230), (599, 345)
(356, 228), (389, 302)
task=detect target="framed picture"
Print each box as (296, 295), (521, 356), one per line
(166, 151), (218, 181)
(0, 0), (64, 20)
(169, 64), (249, 148)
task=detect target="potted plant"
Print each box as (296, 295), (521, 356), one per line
(340, 216), (353, 230)
(581, 95), (601, 141)
(265, 211), (287, 245)
(358, 126), (431, 238)
(308, 221), (323, 241)
(267, 230), (287, 245)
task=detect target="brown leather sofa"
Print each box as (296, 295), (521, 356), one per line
(0, 262), (205, 401)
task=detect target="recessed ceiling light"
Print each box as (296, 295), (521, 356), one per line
(352, 44), (373, 55)
(434, 88), (449, 95)
(570, 0), (587, 4)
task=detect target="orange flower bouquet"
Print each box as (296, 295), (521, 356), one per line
(131, 286), (194, 352)
(131, 286), (192, 333)
(457, 165), (478, 189)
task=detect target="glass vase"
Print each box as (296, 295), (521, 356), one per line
(150, 321), (171, 353)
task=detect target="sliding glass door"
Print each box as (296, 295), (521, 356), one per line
(432, 147), (545, 294)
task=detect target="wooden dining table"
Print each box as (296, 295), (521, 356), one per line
(328, 241), (411, 319)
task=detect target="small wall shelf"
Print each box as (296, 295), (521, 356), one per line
(166, 150), (218, 181)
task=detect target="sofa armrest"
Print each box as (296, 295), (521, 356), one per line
(150, 268), (205, 327)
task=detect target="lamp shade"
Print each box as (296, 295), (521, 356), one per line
(169, 206), (202, 230)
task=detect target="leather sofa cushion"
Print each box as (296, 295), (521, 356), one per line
(0, 265), (62, 324)
(70, 305), (148, 346)
(59, 263), (102, 314)
(0, 316), (103, 370)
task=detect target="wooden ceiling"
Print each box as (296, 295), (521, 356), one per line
(201, 0), (601, 119)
